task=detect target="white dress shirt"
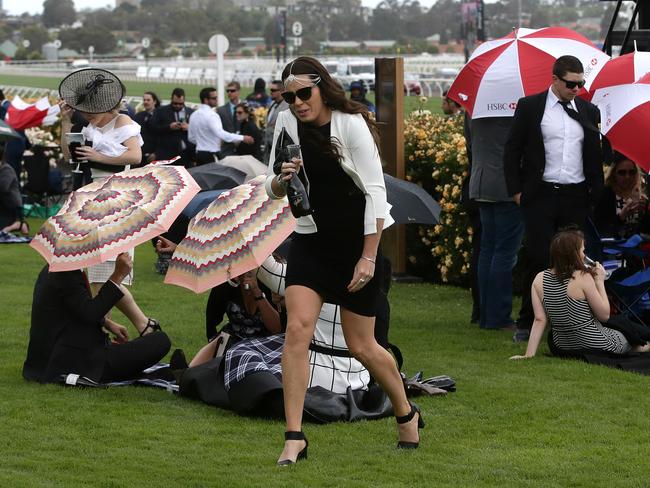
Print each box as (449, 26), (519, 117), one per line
(541, 88), (585, 184)
(188, 104), (243, 153)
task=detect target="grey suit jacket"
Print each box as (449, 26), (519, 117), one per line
(468, 116), (514, 202)
(217, 103), (237, 156)
(264, 100), (289, 162)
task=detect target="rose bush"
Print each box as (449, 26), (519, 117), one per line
(404, 111), (472, 285)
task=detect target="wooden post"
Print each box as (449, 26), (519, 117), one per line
(375, 57), (406, 273)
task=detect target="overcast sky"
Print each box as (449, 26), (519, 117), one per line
(4, 0), (440, 16)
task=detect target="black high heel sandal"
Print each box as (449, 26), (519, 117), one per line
(139, 318), (161, 337)
(277, 431), (308, 466)
(396, 402), (425, 449)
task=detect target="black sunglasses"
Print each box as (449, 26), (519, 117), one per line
(559, 76), (586, 90)
(616, 169), (637, 176)
(281, 86), (313, 104)
(226, 88), (238, 93)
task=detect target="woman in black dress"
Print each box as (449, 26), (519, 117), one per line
(266, 57), (424, 465)
(235, 102), (263, 161)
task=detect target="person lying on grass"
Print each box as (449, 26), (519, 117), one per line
(510, 228), (650, 360)
(23, 252), (171, 384)
(157, 236), (374, 394)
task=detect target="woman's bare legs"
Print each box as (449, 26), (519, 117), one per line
(91, 281), (149, 334)
(188, 341), (220, 367)
(340, 309), (420, 444)
(278, 285), (323, 463)
(114, 286), (149, 334)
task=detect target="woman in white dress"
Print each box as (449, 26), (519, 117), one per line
(59, 68), (159, 337)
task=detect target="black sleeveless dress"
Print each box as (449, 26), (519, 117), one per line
(284, 122), (381, 317)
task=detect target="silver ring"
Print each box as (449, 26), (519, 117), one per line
(359, 278), (365, 283)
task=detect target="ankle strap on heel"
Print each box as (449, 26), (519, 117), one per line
(395, 403), (419, 424)
(284, 431), (305, 441)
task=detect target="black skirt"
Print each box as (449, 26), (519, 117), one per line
(285, 233), (381, 317)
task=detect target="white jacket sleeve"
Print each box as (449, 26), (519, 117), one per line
(346, 114), (388, 234)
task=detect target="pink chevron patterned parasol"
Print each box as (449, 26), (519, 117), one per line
(164, 175), (296, 293)
(30, 164), (200, 271)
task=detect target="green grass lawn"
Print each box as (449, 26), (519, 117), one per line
(0, 73), (444, 116)
(2, 219), (650, 486)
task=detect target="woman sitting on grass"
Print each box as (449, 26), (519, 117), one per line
(23, 252), (170, 384)
(510, 228), (650, 360)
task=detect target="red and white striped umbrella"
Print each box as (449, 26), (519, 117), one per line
(584, 50), (650, 100)
(448, 27), (610, 119)
(591, 74), (650, 171)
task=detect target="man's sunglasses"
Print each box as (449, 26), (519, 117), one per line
(226, 88), (238, 93)
(281, 86), (313, 104)
(559, 76), (586, 90)
(270, 88), (281, 92)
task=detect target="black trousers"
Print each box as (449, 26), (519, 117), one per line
(518, 183), (590, 329)
(100, 331), (171, 382)
(196, 151), (219, 166)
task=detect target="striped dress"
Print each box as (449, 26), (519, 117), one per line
(542, 270), (631, 354)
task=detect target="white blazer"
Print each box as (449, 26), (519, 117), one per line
(265, 109), (393, 235)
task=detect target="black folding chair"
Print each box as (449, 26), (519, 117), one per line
(22, 153), (69, 218)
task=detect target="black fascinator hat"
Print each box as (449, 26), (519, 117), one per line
(58, 68), (125, 114)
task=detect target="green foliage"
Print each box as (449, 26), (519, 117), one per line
(3, 230), (650, 486)
(19, 24), (51, 55)
(404, 111), (471, 284)
(42, 0), (76, 28)
(58, 25), (116, 54)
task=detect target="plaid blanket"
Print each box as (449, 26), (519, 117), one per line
(224, 333), (285, 390)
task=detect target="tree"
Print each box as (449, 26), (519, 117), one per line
(20, 25), (51, 53)
(42, 0), (76, 28)
(59, 25), (116, 54)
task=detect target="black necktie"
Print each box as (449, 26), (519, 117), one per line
(559, 101), (598, 132)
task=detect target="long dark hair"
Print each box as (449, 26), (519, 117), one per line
(549, 228), (595, 281)
(144, 91), (161, 108)
(281, 56), (380, 160)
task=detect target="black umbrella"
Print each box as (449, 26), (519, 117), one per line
(187, 162), (247, 191)
(384, 174), (440, 225)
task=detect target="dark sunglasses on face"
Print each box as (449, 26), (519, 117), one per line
(235, 110), (245, 115)
(559, 76), (586, 90)
(226, 88), (238, 93)
(270, 88), (281, 92)
(616, 169), (637, 176)
(281, 86), (313, 104)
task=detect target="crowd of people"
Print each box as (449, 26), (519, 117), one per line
(10, 53), (650, 467)
(457, 55), (650, 361)
(18, 60), (423, 467)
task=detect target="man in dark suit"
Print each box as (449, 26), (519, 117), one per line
(23, 253), (170, 384)
(504, 55), (604, 342)
(133, 91), (161, 165)
(217, 81), (241, 158)
(150, 87), (195, 167)
(263, 80), (289, 164)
